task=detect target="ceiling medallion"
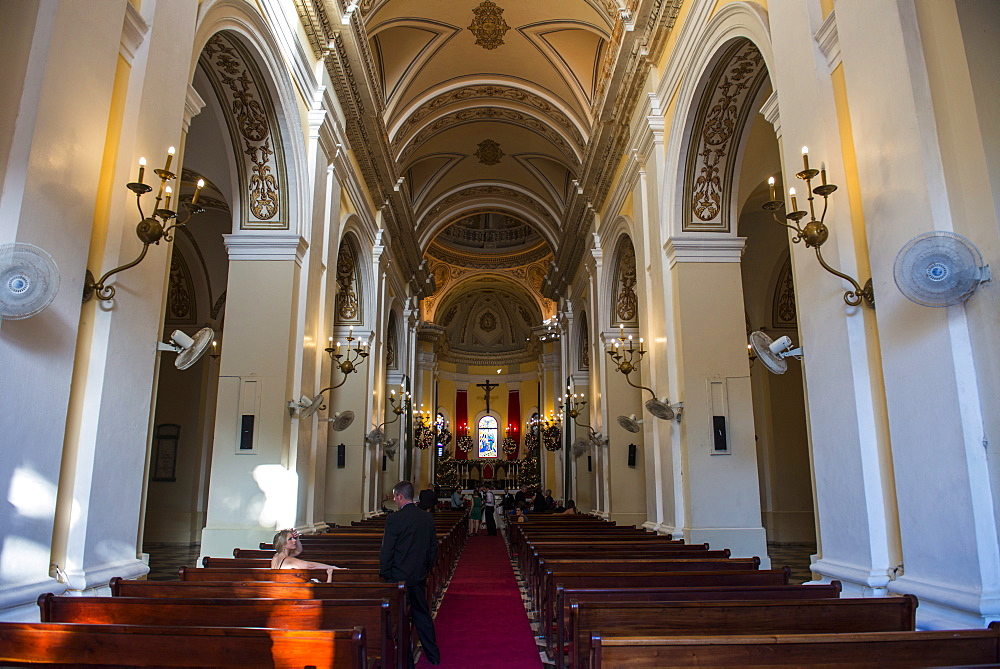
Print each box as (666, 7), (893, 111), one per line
(468, 1), (510, 51)
(474, 139), (504, 166)
(479, 311), (497, 332)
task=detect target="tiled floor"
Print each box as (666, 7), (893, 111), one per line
(143, 544), (201, 581)
(768, 543), (816, 585)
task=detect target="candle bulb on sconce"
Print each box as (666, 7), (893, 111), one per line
(192, 178), (205, 206)
(163, 146), (175, 173)
(801, 146), (809, 171)
(789, 187), (798, 213)
(137, 157), (146, 185)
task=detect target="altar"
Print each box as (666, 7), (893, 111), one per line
(454, 459), (528, 490)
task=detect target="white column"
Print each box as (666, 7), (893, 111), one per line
(834, 0), (1000, 627)
(200, 233), (307, 557)
(665, 236), (769, 564)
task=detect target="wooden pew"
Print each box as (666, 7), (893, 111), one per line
(203, 557), (380, 569)
(39, 593), (395, 668)
(521, 546), (740, 604)
(0, 622), (367, 668)
(567, 596), (919, 669)
(587, 623), (1000, 668)
(235, 548), (380, 558)
(549, 582), (843, 667)
(533, 557), (761, 616)
(110, 578), (409, 669)
(178, 566), (384, 583)
(538, 568), (791, 653)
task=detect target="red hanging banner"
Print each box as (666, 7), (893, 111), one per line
(455, 389), (469, 460)
(506, 390), (520, 460)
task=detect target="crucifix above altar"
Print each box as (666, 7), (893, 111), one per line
(476, 378), (500, 413)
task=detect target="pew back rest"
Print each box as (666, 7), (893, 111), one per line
(178, 567), (383, 582)
(0, 622), (367, 668)
(568, 596), (918, 669)
(38, 595), (392, 667)
(588, 624), (1000, 668)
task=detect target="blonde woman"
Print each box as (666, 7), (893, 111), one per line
(271, 529), (346, 582)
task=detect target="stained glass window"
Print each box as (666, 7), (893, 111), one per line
(478, 415), (498, 458)
(436, 412), (447, 457)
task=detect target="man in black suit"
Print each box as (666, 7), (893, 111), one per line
(418, 482), (437, 511)
(380, 480), (440, 666)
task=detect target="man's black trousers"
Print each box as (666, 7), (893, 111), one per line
(407, 580), (439, 666)
(484, 504), (497, 535)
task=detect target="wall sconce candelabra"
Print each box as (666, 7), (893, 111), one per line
(83, 148), (205, 302)
(607, 324), (682, 421)
(384, 386), (411, 426)
(323, 326), (369, 390)
(764, 147), (874, 308)
(558, 385), (588, 427)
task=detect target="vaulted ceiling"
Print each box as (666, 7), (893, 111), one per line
(297, 0), (683, 361)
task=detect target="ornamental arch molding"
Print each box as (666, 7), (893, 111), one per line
(662, 2), (775, 239)
(334, 232), (371, 327)
(191, 5), (310, 236)
(609, 234), (639, 330)
(416, 183), (561, 250)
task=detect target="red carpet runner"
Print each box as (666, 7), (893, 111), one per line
(417, 533), (542, 668)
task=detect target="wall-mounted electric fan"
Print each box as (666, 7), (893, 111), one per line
(289, 394), (325, 418)
(0, 243), (60, 321)
(617, 414), (642, 433)
(157, 327), (214, 370)
(326, 410), (355, 431)
(893, 231), (991, 307)
(749, 330), (802, 375)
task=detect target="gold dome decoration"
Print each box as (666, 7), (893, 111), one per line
(475, 138), (504, 166)
(468, 1), (510, 51)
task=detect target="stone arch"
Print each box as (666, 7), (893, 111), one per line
(191, 2), (310, 237)
(607, 234), (639, 330)
(663, 2), (775, 239)
(334, 231), (369, 328)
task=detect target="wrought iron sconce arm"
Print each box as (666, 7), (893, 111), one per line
(83, 151), (205, 302)
(764, 151), (874, 309)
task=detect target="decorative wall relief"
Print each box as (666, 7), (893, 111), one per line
(335, 240), (362, 322)
(200, 32), (287, 230)
(684, 39), (767, 232)
(468, 1), (510, 50)
(386, 311), (398, 368)
(612, 236), (638, 326)
(772, 256), (798, 328)
(579, 312), (590, 370)
(166, 253), (197, 326)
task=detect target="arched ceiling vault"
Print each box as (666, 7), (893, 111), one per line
(299, 0), (683, 329)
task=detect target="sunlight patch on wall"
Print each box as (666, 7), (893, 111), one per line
(9, 466), (58, 521)
(253, 464), (298, 529)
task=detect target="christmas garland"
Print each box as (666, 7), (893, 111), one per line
(415, 426), (433, 449)
(457, 435), (474, 453)
(543, 423), (562, 451)
(524, 430), (540, 453)
(502, 436), (518, 456)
